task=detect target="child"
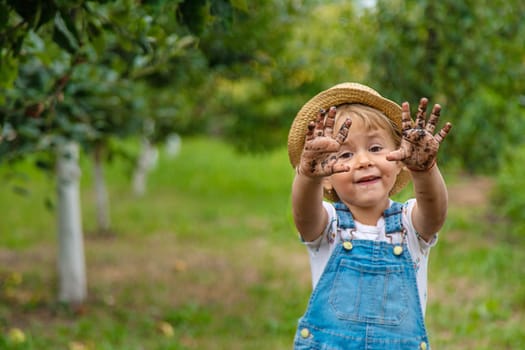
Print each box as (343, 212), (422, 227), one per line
(288, 82), (452, 350)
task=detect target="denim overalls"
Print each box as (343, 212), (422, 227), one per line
(294, 201), (430, 350)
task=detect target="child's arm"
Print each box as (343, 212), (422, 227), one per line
(387, 98), (452, 241)
(292, 107), (351, 241)
(292, 171), (327, 241)
(410, 163), (448, 241)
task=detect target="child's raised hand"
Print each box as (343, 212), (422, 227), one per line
(387, 98), (452, 171)
(297, 106), (351, 178)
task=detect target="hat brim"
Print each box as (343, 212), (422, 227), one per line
(287, 82), (410, 197)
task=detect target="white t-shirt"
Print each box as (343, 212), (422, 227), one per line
(303, 199), (437, 315)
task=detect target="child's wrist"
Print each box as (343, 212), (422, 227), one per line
(295, 166), (312, 178)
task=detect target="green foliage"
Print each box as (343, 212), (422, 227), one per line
(177, 1), (371, 152)
(448, 87), (525, 172)
(2, 3), (214, 244)
(365, 0), (525, 173)
(2, 0), (525, 172)
(177, 0), (239, 35)
(492, 143), (525, 236)
(0, 0), (236, 169)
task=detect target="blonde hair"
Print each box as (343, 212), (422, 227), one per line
(335, 104), (402, 148)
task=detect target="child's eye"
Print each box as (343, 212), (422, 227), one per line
(370, 145), (383, 152)
(339, 151), (353, 159)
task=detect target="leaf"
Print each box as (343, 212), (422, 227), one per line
(0, 54), (19, 92)
(58, 7), (82, 45)
(230, 0), (248, 12)
(9, 0), (57, 29)
(0, 3), (9, 29)
(86, 20), (102, 40)
(177, 0), (213, 34)
(52, 12), (79, 54)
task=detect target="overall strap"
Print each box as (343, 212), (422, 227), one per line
(384, 201), (404, 235)
(333, 201), (356, 229)
(334, 201), (405, 234)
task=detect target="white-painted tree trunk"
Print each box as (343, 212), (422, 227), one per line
(56, 142), (87, 304)
(93, 143), (110, 233)
(132, 137), (158, 197)
(165, 133), (181, 159)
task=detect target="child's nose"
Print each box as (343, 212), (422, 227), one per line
(354, 151), (373, 168)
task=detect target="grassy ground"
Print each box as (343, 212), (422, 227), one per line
(0, 138), (524, 349)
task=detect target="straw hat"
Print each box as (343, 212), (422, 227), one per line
(287, 82), (411, 200)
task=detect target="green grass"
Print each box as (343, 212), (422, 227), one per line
(1, 137), (524, 349)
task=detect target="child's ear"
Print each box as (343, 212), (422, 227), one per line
(322, 178), (339, 202)
(322, 177), (332, 192)
(399, 162), (406, 175)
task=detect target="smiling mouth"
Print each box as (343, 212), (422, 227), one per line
(356, 176), (380, 184)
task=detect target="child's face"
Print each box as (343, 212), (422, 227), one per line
(329, 116), (402, 209)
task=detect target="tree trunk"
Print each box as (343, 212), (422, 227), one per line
(56, 141), (87, 304)
(132, 137), (158, 196)
(165, 133), (181, 159)
(93, 143), (111, 233)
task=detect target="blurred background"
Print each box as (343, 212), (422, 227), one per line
(1, 0), (524, 349)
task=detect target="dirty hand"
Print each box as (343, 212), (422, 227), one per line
(297, 106), (352, 178)
(387, 98), (452, 171)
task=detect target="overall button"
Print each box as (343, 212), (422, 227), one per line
(343, 241), (353, 251)
(300, 328), (310, 338)
(393, 245), (403, 256)
(420, 341), (428, 350)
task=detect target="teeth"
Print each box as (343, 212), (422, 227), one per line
(359, 177), (377, 182)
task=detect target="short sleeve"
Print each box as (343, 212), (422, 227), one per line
(303, 201), (338, 251)
(302, 201), (339, 287)
(403, 198), (438, 252)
